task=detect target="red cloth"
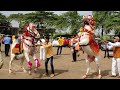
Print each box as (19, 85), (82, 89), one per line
(64, 39), (69, 45)
(15, 44), (19, 48)
(89, 39), (99, 55)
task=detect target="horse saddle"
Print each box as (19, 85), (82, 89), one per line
(89, 39), (99, 55)
(12, 42), (24, 54)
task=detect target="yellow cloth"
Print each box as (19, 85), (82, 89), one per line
(12, 35), (15, 41)
(58, 38), (64, 46)
(0, 35), (2, 40)
(113, 47), (120, 58)
(44, 42), (53, 58)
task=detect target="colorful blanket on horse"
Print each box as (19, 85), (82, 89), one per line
(89, 34), (99, 55)
(12, 43), (24, 54)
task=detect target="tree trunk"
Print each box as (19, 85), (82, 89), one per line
(101, 26), (104, 36)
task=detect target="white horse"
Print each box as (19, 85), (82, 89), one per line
(0, 51), (3, 69)
(9, 23), (40, 75)
(77, 15), (103, 79)
(0, 35), (4, 69)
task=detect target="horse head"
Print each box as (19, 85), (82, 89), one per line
(24, 23), (40, 38)
(83, 15), (96, 26)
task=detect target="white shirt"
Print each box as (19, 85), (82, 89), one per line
(107, 42), (120, 50)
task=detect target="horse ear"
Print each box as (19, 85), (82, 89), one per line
(83, 15), (87, 19)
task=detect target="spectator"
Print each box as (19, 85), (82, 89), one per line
(12, 35), (15, 42)
(102, 40), (109, 58)
(107, 36), (120, 78)
(56, 36), (64, 55)
(3, 35), (11, 56)
(0, 33), (3, 51)
(70, 35), (80, 62)
(64, 37), (70, 48)
(37, 38), (46, 61)
(42, 36), (55, 77)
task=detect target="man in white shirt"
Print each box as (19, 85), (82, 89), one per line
(37, 38), (46, 60)
(107, 36), (120, 78)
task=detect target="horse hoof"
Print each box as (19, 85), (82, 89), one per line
(98, 74), (102, 79)
(9, 70), (15, 75)
(34, 68), (38, 73)
(23, 69), (27, 73)
(9, 70), (12, 74)
(28, 70), (32, 75)
(82, 74), (88, 79)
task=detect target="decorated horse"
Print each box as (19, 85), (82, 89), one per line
(77, 15), (103, 79)
(0, 34), (4, 69)
(9, 23), (41, 75)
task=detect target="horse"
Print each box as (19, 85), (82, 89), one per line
(0, 51), (3, 69)
(0, 34), (3, 69)
(77, 15), (103, 79)
(9, 23), (41, 75)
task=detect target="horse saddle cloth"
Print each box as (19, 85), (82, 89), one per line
(89, 39), (99, 55)
(12, 43), (24, 54)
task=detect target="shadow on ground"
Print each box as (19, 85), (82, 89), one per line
(29, 67), (69, 79)
(85, 69), (111, 79)
(60, 54), (70, 55)
(77, 59), (85, 61)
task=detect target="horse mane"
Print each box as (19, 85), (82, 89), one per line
(23, 24), (29, 32)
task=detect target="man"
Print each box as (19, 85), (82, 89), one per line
(107, 36), (120, 78)
(102, 40), (110, 58)
(42, 37), (55, 77)
(0, 34), (3, 51)
(64, 37), (70, 48)
(3, 35), (11, 56)
(12, 35), (15, 42)
(56, 36), (64, 55)
(70, 35), (79, 62)
(37, 38), (46, 60)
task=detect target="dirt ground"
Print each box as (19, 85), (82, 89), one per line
(0, 44), (119, 79)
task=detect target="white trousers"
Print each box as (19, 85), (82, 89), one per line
(40, 46), (46, 60)
(112, 58), (120, 76)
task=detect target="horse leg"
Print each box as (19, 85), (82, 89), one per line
(9, 54), (15, 74)
(0, 51), (4, 69)
(95, 57), (102, 79)
(33, 54), (41, 73)
(20, 56), (27, 73)
(82, 60), (91, 79)
(24, 52), (32, 75)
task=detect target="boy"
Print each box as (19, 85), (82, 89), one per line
(42, 37), (55, 77)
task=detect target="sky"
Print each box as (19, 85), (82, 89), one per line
(0, 11), (92, 27)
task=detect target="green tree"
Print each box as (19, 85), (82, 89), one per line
(93, 11), (109, 36)
(0, 13), (10, 26)
(8, 13), (24, 28)
(0, 13), (11, 34)
(54, 11), (83, 35)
